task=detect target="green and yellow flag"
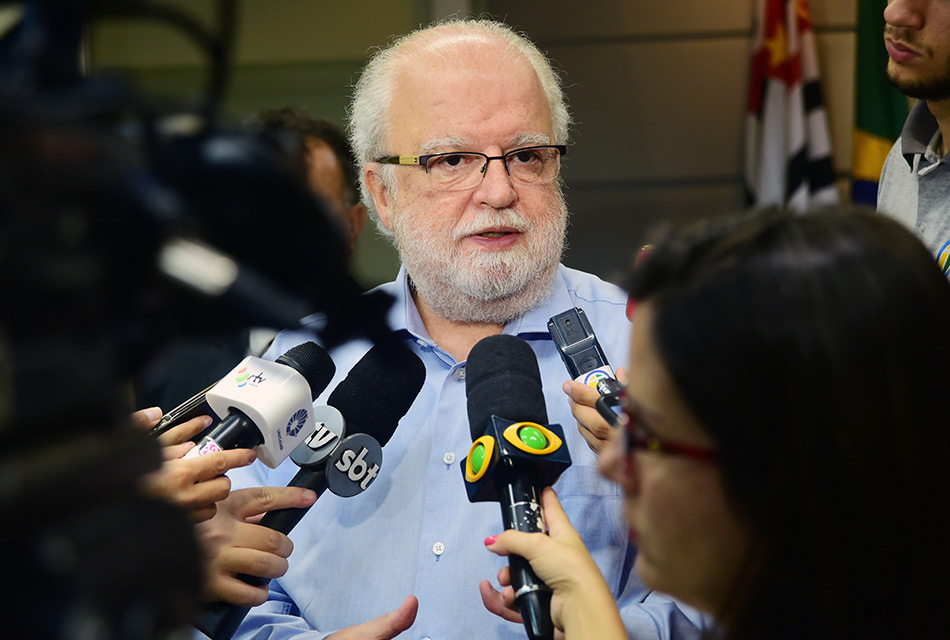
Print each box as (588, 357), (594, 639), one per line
(852, 0), (908, 206)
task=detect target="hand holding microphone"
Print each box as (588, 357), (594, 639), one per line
(131, 407), (255, 522)
(549, 307), (627, 452)
(484, 488), (627, 640)
(184, 341), (336, 467)
(461, 334), (572, 640)
(131, 342), (334, 523)
(548, 307), (624, 397)
(193, 342), (426, 640)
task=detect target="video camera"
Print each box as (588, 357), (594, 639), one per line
(0, 2), (392, 637)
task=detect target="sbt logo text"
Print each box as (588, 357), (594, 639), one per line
(325, 432), (383, 498)
(335, 446), (380, 491)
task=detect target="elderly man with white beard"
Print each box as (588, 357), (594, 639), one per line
(202, 18), (705, 640)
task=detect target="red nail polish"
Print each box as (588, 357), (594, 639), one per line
(484, 535), (498, 546)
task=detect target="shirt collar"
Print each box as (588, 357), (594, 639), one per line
(901, 100), (941, 167)
(382, 266), (428, 340)
(503, 266), (572, 339)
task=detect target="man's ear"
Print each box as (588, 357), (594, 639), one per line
(364, 165), (393, 232)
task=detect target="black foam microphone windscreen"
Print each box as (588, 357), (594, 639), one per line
(326, 342), (426, 445)
(276, 341), (336, 402)
(465, 334), (548, 440)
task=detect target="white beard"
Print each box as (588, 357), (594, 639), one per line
(391, 195), (568, 324)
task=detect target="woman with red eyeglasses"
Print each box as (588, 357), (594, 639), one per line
(486, 206), (950, 640)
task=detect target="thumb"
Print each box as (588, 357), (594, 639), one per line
(329, 595), (418, 640)
(538, 487), (577, 539)
(615, 366), (628, 385)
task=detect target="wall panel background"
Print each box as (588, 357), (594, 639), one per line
(90, 0), (863, 287)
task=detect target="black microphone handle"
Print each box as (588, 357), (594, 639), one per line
(192, 467), (329, 640)
(195, 410), (265, 452)
(192, 601), (248, 640)
(257, 466), (329, 534)
(500, 476), (555, 640)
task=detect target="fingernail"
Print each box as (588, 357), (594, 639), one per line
(144, 407), (162, 421)
(561, 381), (571, 395)
(303, 489), (317, 503)
(201, 415), (213, 427)
(484, 535), (498, 546)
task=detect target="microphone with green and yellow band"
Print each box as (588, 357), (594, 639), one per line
(461, 334), (572, 640)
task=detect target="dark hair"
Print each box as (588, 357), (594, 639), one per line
(626, 207), (950, 640)
(249, 106), (359, 207)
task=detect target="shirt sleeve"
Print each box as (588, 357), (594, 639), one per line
(228, 580), (335, 640)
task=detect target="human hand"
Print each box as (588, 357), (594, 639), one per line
(478, 580), (566, 640)
(129, 406), (214, 448)
(132, 406), (252, 521)
(483, 488), (625, 640)
(195, 486), (317, 607)
(561, 367), (626, 453)
(324, 595), (418, 640)
(141, 446), (257, 522)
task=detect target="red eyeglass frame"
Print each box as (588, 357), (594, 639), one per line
(621, 406), (719, 463)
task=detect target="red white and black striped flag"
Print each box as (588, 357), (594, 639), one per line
(744, 0), (838, 211)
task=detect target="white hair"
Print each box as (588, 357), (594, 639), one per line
(347, 18), (572, 237)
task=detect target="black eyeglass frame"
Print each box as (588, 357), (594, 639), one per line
(375, 144), (567, 180)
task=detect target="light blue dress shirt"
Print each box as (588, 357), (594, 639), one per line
(213, 265), (703, 640)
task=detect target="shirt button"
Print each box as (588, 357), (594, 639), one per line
(432, 542), (445, 556)
(442, 452), (456, 465)
(416, 338), (428, 348)
(455, 367), (466, 380)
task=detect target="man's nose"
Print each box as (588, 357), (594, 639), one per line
(884, 0), (925, 30)
(473, 156), (517, 209)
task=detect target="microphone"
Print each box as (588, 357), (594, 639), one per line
(460, 335), (572, 640)
(548, 307), (625, 397)
(183, 342), (335, 468)
(548, 307), (625, 427)
(266, 342), (426, 531)
(193, 342), (425, 640)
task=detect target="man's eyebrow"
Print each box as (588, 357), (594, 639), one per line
(418, 133), (553, 155)
(419, 136), (470, 154)
(510, 132), (551, 148)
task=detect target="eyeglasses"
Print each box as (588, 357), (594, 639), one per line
(621, 406), (719, 463)
(375, 144), (567, 191)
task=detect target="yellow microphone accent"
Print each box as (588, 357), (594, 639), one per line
(465, 435), (495, 483)
(502, 422), (563, 456)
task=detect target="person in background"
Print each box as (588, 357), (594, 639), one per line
(213, 17), (704, 640)
(487, 207), (950, 640)
(136, 108), (366, 415)
(250, 106), (367, 261)
(877, 0), (950, 259)
(132, 109), (365, 608)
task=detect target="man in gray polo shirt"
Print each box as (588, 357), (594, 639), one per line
(877, 0), (950, 267)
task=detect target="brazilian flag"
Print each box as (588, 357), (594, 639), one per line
(852, 0), (909, 206)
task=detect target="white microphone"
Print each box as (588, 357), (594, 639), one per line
(184, 342), (335, 468)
